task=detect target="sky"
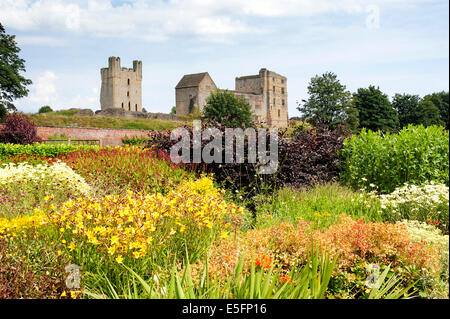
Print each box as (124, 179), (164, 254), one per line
(0, 0), (448, 117)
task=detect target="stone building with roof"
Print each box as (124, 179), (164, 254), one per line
(175, 68), (288, 127)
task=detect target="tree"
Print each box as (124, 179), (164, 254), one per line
(170, 106), (176, 114)
(297, 72), (358, 131)
(38, 105), (53, 114)
(202, 90), (253, 128)
(0, 103), (6, 122)
(392, 93), (421, 128)
(414, 99), (442, 127)
(423, 92), (449, 129)
(353, 86), (399, 132)
(0, 23), (32, 111)
(0, 113), (41, 144)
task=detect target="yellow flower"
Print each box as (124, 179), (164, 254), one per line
(220, 231), (229, 239)
(115, 255), (124, 263)
(60, 291), (67, 297)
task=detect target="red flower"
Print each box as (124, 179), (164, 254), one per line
(255, 254), (272, 269)
(433, 221), (439, 225)
(426, 219), (432, 223)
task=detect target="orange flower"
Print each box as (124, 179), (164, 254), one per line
(255, 254), (272, 269)
(279, 274), (294, 283)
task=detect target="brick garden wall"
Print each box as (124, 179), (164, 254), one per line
(0, 125), (151, 146)
(37, 126), (151, 146)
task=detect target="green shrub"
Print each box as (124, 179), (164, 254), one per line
(38, 106), (53, 114)
(202, 90), (253, 128)
(121, 135), (148, 146)
(0, 143), (100, 159)
(340, 125), (449, 193)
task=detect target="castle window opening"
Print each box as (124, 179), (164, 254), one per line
(128, 102), (131, 111)
(282, 99), (285, 106)
(135, 104), (137, 111)
(121, 102), (124, 108)
(273, 86), (275, 92)
(278, 109), (281, 118)
(281, 79), (284, 84)
(281, 88), (285, 94)
(127, 91), (130, 97)
(128, 79), (130, 85)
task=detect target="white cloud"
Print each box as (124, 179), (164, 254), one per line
(29, 71), (58, 105)
(15, 36), (67, 46)
(0, 0), (431, 42)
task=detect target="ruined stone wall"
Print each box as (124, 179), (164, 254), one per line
(264, 70), (288, 128)
(197, 79), (216, 113)
(235, 76), (263, 95)
(232, 92), (264, 123)
(175, 87), (199, 116)
(100, 57), (142, 112)
(235, 69), (288, 127)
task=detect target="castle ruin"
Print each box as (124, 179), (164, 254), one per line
(100, 57), (142, 112)
(175, 68), (288, 127)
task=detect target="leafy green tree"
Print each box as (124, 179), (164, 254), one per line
(353, 86), (399, 132)
(38, 105), (53, 114)
(297, 72), (358, 131)
(0, 23), (32, 111)
(170, 106), (176, 114)
(0, 103), (6, 122)
(392, 93), (421, 128)
(202, 90), (253, 128)
(414, 99), (443, 127)
(423, 92), (449, 129)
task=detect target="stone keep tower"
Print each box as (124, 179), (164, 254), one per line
(100, 57), (142, 112)
(235, 69), (288, 127)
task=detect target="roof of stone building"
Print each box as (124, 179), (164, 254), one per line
(175, 72), (210, 89)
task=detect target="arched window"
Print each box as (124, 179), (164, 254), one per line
(121, 102), (124, 109)
(128, 102), (131, 111)
(135, 104), (138, 111)
(127, 91), (130, 97)
(128, 79), (130, 85)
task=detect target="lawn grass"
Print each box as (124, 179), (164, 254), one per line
(26, 112), (185, 131)
(255, 182), (383, 229)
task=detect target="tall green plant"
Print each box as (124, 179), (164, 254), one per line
(340, 125), (449, 193)
(84, 248), (337, 299)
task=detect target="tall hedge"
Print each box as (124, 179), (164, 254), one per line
(340, 125), (449, 193)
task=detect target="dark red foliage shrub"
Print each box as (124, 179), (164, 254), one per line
(147, 124), (350, 200)
(0, 113), (41, 144)
(279, 125), (350, 187)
